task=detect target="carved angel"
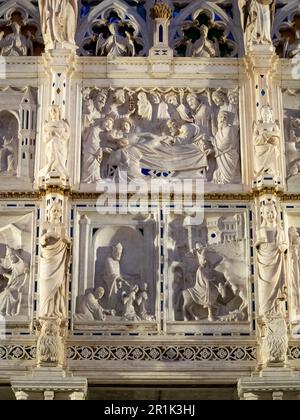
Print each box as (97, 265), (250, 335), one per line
(187, 25), (220, 58)
(95, 23), (135, 57)
(243, 0), (275, 45)
(0, 22), (33, 56)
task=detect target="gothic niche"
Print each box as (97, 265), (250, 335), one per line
(287, 213), (300, 322)
(0, 87), (37, 181)
(168, 212), (249, 323)
(80, 10), (144, 57)
(0, 212), (32, 319)
(0, 10), (44, 56)
(81, 87), (240, 184)
(75, 223), (156, 324)
(174, 10), (236, 58)
(283, 89), (300, 192)
(275, 14), (300, 58)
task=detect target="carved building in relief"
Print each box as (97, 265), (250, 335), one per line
(0, 0), (299, 401)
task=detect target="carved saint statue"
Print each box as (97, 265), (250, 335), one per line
(0, 247), (29, 317)
(39, 106), (70, 180)
(39, 201), (70, 319)
(187, 24), (220, 58)
(95, 23), (135, 57)
(39, 0), (78, 50)
(243, 0), (275, 45)
(212, 110), (239, 184)
(254, 105), (281, 179)
(75, 287), (115, 321)
(256, 201), (288, 317)
(0, 22), (33, 56)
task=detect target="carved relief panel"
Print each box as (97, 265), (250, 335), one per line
(164, 206), (251, 334)
(80, 87), (241, 190)
(283, 89), (300, 192)
(0, 205), (37, 325)
(0, 87), (37, 187)
(72, 207), (159, 332)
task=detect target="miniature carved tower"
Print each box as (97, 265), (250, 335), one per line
(18, 87), (37, 179)
(149, 1), (173, 57)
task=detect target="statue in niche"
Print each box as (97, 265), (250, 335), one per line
(212, 110), (239, 184)
(254, 105), (281, 179)
(288, 227), (300, 313)
(0, 137), (16, 173)
(95, 23), (136, 57)
(37, 318), (64, 366)
(0, 21), (33, 56)
(39, 201), (70, 319)
(243, 0), (275, 45)
(187, 24), (220, 58)
(39, 0), (78, 50)
(0, 247), (29, 317)
(256, 200), (288, 317)
(103, 243), (139, 314)
(182, 247), (225, 322)
(39, 105), (70, 180)
(284, 29), (300, 58)
(75, 287), (115, 321)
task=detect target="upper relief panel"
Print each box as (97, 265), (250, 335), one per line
(80, 86), (242, 190)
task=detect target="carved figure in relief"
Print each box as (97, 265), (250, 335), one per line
(212, 111), (239, 184)
(40, 106), (70, 179)
(39, 0), (78, 49)
(182, 93), (212, 137)
(289, 227), (300, 312)
(122, 284), (140, 321)
(0, 247), (29, 316)
(39, 202), (70, 319)
(0, 22), (33, 56)
(75, 287), (116, 321)
(0, 137), (16, 173)
(134, 282), (154, 321)
(188, 25), (220, 58)
(96, 23), (135, 57)
(254, 105), (280, 179)
(103, 243), (139, 313)
(182, 248), (221, 322)
(284, 29), (300, 58)
(37, 319), (64, 366)
(243, 0), (275, 45)
(256, 201), (288, 317)
(137, 92), (153, 121)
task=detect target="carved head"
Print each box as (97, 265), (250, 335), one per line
(186, 93), (199, 110)
(261, 105), (273, 123)
(150, 92), (161, 104)
(113, 89), (126, 105)
(212, 89), (227, 107)
(261, 201), (278, 228)
(228, 88), (239, 106)
(217, 110), (230, 127)
(137, 92), (148, 102)
(121, 119), (133, 134)
(103, 117), (114, 132)
(94, 287), (105, 300)
(165, 92), (178, 106)
(112, 242), (123, 261)
(49, 105), (60, 122)
(49, 201), (62, 224)
(95, 90), (108, 111)
(40, 320), (60, 336)
(199, 24), (209, 38)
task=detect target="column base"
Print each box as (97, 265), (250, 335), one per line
(11, 367), (87, 400)
(238, 367), (300, 400)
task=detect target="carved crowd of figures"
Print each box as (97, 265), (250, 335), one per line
(81, 87), (240, 184)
